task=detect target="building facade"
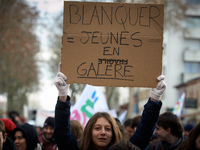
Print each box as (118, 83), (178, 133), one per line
(163, 0), (200, 112)
(175, 77), (200, 124)
(117, 0), (200, 120)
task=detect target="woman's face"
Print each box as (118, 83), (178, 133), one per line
(196, 134), (200, 150)
(92, 117), (113, 150)
(14, 131), (26, 150)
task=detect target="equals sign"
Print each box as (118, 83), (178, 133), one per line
(67, 37), (74, 43)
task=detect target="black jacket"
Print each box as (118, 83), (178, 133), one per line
(3, 137), (16, 150)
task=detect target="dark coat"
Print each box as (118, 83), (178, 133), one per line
(3, 137), (16, 150)
(130, 99), (162, 150)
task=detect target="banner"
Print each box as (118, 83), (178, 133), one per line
(70, 84), (109, 127)
(118, 110), (128, 123)
(172, 93), (185, 117)
(35, 110), (54, 127)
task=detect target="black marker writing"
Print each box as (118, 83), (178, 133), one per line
(68, 4), (163, 30)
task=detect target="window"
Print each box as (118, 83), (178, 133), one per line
(186, 0), (200, 4)
(186, 17), (200, 28)
(184, 62), (200, 73)
(184, 39), (200, 51)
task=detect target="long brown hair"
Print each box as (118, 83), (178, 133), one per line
(71, 120), (84, 140)
(78, 112), (122, 150)
(177, 123), (200, 150)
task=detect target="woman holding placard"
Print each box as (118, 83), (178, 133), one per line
(54, 71), (166, 150)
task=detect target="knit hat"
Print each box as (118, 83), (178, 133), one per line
(0, 118), (16, 132)
(184, 124), (194, 131)
(11, 123), (38, 150)
(43, 117), (55, 128)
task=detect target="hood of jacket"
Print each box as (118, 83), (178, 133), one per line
(11, 123), (38, 150)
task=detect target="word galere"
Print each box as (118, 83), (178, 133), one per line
(77, 61), (133, 81)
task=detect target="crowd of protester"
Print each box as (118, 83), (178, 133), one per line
(1, 71), (200, 150)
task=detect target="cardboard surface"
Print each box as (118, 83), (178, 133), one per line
(61, 1), (164, 88)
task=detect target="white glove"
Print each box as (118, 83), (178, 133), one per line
(54, 72), (69, 96)
(150, 75), (166, 100)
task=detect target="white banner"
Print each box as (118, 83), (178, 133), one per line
(70, 85), (109, 127)
(35, 110), (54, 127)
(118, 110), (128, 123)
(172, 93), (185, 117)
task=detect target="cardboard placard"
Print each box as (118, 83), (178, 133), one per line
(61, 1), (164, 87)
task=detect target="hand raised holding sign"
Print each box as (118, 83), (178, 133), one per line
(150, 75), (166, 101)
(54, 63), (69, 102)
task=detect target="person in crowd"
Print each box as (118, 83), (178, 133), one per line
(128, 115), (157, 150)
(8, 111), (23, 127)
(0, 119), (16, 150)
(153, 112), (185, 150)
(131, 115), (142, 134)
(115, 117), (131, 148)
(112, 118), (140, 150)
(183, 123), (194, 137)
(70, 120), (84, 140)
(11, 123), (41, 150)
(114, 118), (126, 138)
(123, 118), (134, 139)
(110, 118), (141, 150)
(0, 118), (16, 138)
(38, 116), (58, 150)
(35, 126), (42, 136)
(177, 122), (200, 150)
(53, 71), (166, 150)
(131, 115), (160, 150)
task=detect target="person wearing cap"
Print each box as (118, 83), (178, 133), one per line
(183, 123), (194, 137)
(11, 123), (41, 150)
(0, 118), (16, 138)
(38, 117), (58, 150)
